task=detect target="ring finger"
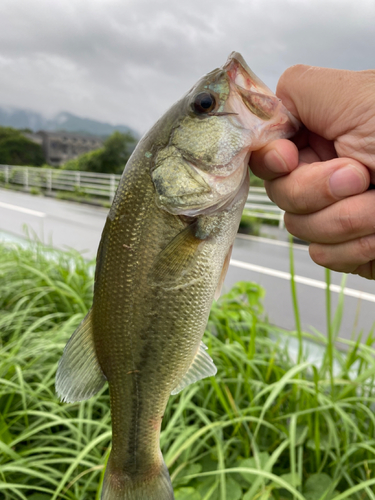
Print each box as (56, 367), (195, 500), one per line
(284, 190), (375, 244)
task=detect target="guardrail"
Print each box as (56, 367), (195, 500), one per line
(0, 164), (120, 203)
(0, 164), (284, 227)
(244, 185), (285, 228)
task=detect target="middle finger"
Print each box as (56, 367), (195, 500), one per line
(265, 158), (369, 214)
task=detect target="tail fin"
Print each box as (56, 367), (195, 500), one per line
(101, 455), (174, 500)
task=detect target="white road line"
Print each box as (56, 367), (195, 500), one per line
(236, 233), (309, 251)
(230, 259), (375, 303)
(0, 201), (46, 218)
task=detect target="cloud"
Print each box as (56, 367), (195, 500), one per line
(0, 0), (373, 133)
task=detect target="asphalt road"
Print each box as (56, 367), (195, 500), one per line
(1, 187), (374, 342)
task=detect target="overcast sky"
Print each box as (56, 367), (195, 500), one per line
(0, 0), (374, 134)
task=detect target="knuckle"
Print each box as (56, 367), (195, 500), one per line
(335, 201), (357, 234)
(289, 177), (309, 213)
(270, 175), (308, 213)
(284, 213), (307, 240)
(278, 64), (306, 88)
(357, 235), (375, 262)
(309, 244), (328, 267)
(309, 244), (349, 273)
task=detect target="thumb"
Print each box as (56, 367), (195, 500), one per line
(276, 65), (374, 141)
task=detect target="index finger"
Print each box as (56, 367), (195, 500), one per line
(249, 138), (299, 181)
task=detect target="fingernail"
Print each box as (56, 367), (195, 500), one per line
(264, 150), (288, 173)
(329, 165), (367, 198)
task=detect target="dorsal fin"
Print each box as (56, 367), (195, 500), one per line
(171, 341), (217, 395)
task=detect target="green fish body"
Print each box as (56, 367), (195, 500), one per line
(56, 52), (299, 499)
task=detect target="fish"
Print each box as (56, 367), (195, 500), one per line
(55, 52), (299, 500)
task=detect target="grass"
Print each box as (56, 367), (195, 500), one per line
(0, 240), (375, 499)
(0, 180), (112, 209)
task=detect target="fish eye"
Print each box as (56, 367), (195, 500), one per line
(193, 93), (216, 114)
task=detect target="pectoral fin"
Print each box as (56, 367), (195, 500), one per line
(150, 222), (204, 283)
(171, 341), (217, 395)
(214, 244), (233, 300)
(55, 309), (106, 403)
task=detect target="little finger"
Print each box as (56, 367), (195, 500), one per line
(309, 234), (375, 277)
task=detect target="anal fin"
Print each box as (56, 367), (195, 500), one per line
(56, 309), (106, 403)
(171, 341), (217, 395)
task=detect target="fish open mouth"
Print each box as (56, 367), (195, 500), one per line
(223, 51), (274, 96)
(223, 51), (300, 134)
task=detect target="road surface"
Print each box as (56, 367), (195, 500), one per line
(0, 187), (374, 342)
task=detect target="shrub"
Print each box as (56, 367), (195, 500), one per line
(0, 127), (44, 166)
(62, 131), (137, 174)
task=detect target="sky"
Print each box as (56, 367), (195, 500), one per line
(0, 0), (374, 135)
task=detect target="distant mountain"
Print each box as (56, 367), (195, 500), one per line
(0, 107), (46, 132)
(0, 106), (138, 138)
(51, 112), (139, 137)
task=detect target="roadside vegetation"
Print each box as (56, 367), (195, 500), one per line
(0, 129), (138, 207)
(0, 127), (137, 173)
(62, 131), (137, 174)
(0, 126), (44, 167)
(0, 240), (375, 499)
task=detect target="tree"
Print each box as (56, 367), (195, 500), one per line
(0, 127), (44, 166)
(63, 131), (137, 174)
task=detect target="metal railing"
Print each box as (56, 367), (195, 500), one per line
(0, 164), (284, 227)
(244, 185), (285, 228)
(0, 164), (120, 202)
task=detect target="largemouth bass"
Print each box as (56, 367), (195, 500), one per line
(56, 52), (299, 500)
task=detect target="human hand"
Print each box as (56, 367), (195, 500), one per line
(249, 64), (375, 279)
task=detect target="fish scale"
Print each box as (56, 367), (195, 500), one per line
(56, 52), (299, 499)
(93, 140), (225, 488)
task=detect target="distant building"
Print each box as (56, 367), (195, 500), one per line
(24, 131), (104, 166)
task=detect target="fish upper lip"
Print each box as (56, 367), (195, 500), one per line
(222, 51), (273, 95)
